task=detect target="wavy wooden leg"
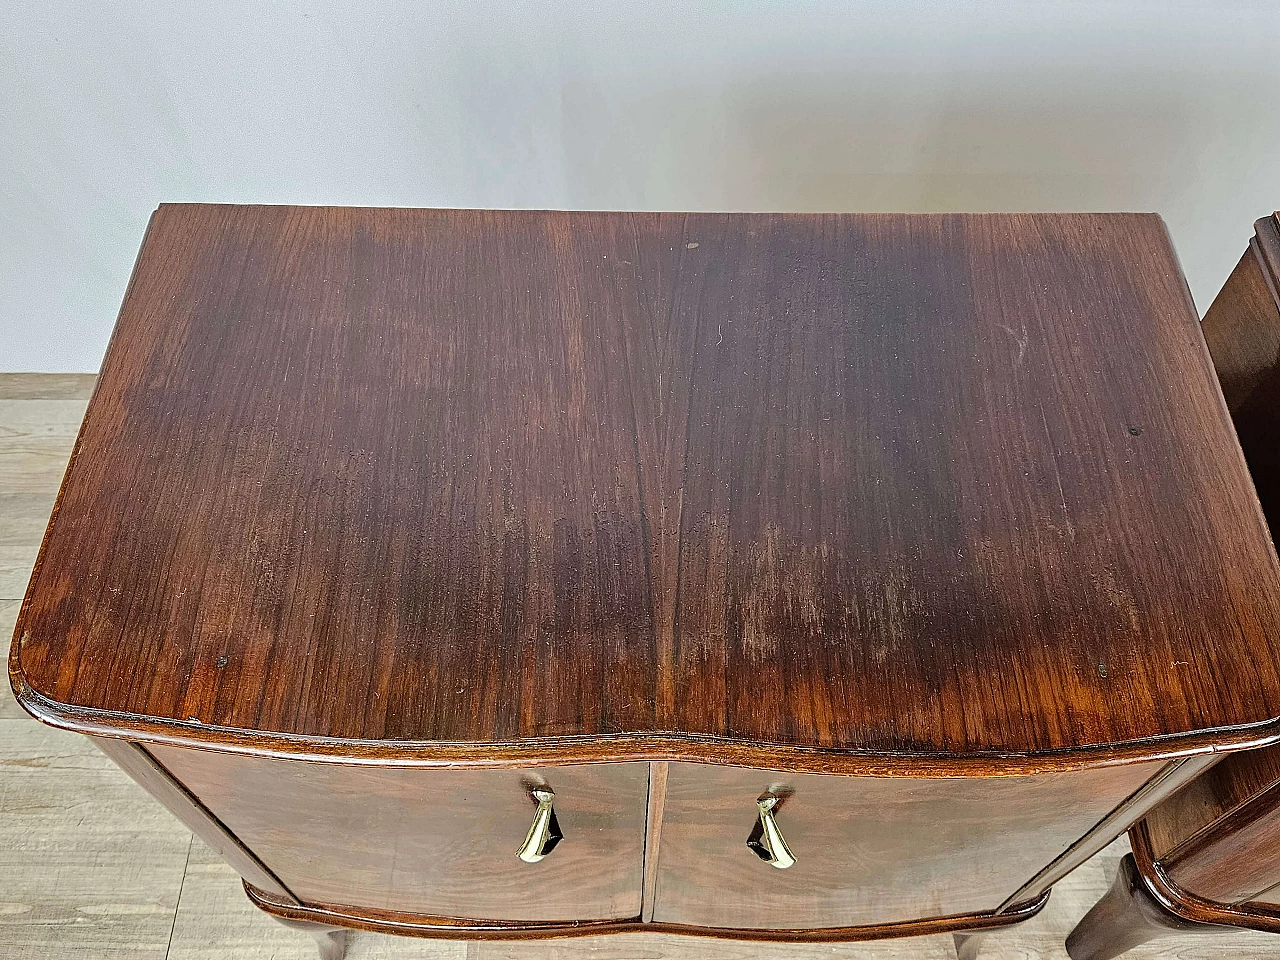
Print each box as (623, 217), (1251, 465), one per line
(265, 914), (351, 960)
(308, 926), (350, 960)
(1066, 854), (1209, 960)
(952, 930), (985, 960)
(241, 879), (351, 958)
(953, 898), (1051, 960)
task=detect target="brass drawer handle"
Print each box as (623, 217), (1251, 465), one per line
(747, 793), (796, 869)
(516, 787), (563, 863)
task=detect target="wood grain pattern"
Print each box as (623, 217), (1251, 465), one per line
(1066, 213), (1280, 958)
(0, 375), (198, 960)
(1160, 779), (1280, 903)
(150, 745), (648, 922)
(995, 754), (1221, 911)
(1144, 746), (1280, 862)
(650, 760), (1159, 929)
(1131, 821), (1280, 934)
(1135, 212), (1280, 909)
(1201, 241), (1280, 413)
(1064, 852), (1211, 960)
(1201, 212), (1280, 537)
(9, 374), (1280, 960)
(12, 206), (1280, 770)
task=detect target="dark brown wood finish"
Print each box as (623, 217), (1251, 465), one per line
(1201, 222), (1280, 412)
(14, 207), (1280, 952)
(1065, 851), (1219, 960)
(651, 760), (1162, 929)
(995, 753), (1220, 910)
(1201, 212), (1280, 535)
(1145, 211), (1280, 906)
(1160, 776), (1280, 903)
(1067, 213), (1280, 959)
(241, 879), (1051, 942)
(1143, 744), (1280, 861)
(106, 746), (1209, 942)
(1130, 821), (1280, 933)
(11, 206), (1280, 770)
(149, 745), (649, 922)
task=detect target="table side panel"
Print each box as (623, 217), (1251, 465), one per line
(1161, 779), (1280, 905)
(1201, 244), (1280, 413)
(1142, 216), (1280, 907)
(1200, 216), (1280, 539)
(1144, 746), (1280, 862)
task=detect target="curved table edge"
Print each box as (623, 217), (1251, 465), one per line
(242, 879), (1051, 943)
(11, 669), (1279, 776)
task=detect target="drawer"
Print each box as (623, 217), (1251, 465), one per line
(652, 761), (1160, 929)
(149, 745), (647, 922)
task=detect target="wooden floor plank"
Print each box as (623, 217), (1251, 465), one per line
(0, 717), (191, 960)
(0, 397), (90, 444)
(167, 839), (467, 960)
(0, 374), (96, 401)
(0, 387), (88, 602)
(3, 373), (1280, 959)
(1, 545), (43, 601)
(2, 599), (25, 719)
(465, 930), (959, 959)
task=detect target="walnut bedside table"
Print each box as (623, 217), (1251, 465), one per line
(11, 206), (1280, 958)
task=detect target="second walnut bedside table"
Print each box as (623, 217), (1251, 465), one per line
(11, 206), (1280, 957)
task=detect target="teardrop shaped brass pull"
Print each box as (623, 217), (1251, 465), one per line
(746, 793), (796, 869)
(516, 787), (563, 863)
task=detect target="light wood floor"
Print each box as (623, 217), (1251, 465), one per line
(0, 372), (1273, 960)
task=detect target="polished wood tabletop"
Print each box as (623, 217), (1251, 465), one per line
(11, 206), (1280, 770)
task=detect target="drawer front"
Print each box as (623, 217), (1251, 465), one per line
(653, 761), (1159, 929)
(150, 746), (647, 922)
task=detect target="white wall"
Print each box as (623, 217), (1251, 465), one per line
(3, 0), (1279, 371)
